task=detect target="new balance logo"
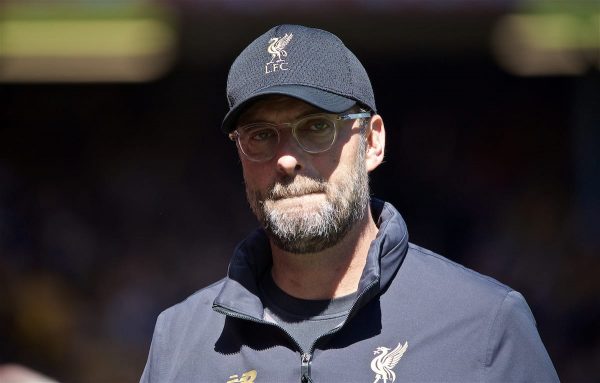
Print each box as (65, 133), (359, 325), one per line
(226, 369), (257, 383)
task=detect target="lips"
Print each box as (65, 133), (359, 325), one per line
(268, 177), (327, 200)
(271, 191), (324, 201)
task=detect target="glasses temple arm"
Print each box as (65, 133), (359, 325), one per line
(338, 112), (372, 120)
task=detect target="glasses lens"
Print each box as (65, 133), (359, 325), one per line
(239, 125), (279, 161)
(294, 116), (336, 153)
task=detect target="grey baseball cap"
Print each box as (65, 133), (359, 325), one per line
(222, 24), (377, 132)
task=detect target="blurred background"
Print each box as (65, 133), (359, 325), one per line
(0, 0), (598, 382)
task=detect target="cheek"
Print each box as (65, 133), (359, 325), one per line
(313, 158), (338, 181)
(327, 139), (363, 178)
(312, 141), (351, 180)
(241, 161), (270, 191)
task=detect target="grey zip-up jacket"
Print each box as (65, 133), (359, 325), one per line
(141, 200), (559, 382)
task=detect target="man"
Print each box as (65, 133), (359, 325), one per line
(141, 25), (558, 382)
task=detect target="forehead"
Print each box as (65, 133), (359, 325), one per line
(237, 96), (321, 125)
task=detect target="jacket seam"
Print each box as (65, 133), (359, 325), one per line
(151, 312), (165, 382)
(407, 244), (510, 291)
(481, 289), (512, 380)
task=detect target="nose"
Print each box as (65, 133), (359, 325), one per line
(275, 134), (304, 177)
(277, 155), (300, 176)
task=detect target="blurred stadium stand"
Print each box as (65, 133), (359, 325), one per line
(0, 0), (598, 381)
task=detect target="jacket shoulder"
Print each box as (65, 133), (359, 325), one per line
(394, 244), (558, 381)
(141, 278), (232, 383)
(159, 278), (227, 323)
(405, 243), (512, 300)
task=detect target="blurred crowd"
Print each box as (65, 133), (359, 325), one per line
(1, 45), (599, 383)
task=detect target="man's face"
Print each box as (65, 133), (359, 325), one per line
(235, 96), (370, 254)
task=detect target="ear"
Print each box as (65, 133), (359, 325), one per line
(365, 114), (385, 172)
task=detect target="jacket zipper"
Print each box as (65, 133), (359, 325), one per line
(300, 352), (312, 383)
(213, 279), (378, 383)
(302, 279), (379, 382)
(213, 305), (309, 382)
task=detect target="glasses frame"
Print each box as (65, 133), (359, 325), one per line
(229, 112), (371, 162)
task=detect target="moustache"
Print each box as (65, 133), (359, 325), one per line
(267, 176), (327, 200)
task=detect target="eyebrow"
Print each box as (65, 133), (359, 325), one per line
(238, 107), (324, 126)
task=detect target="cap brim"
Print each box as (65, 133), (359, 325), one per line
(221, 85), (356, 132)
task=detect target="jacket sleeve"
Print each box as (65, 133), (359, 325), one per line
(140, 312), (166, 383)
(484, 290), (559, 382)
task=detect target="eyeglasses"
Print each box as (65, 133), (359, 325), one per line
(229, 112), (371, 162)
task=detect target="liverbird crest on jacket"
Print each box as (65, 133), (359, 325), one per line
(370, 342), (408, 383)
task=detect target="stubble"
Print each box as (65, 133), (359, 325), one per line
(246, 139), (370, 253)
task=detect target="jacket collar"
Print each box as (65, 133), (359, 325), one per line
(212, 199), (409, 320)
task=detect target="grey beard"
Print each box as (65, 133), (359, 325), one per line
(247, 142), (370, 254)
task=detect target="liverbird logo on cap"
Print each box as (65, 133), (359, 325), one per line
(265, 33), (293, 74)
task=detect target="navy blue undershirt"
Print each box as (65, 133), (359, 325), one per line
(259, 271), (357, 352)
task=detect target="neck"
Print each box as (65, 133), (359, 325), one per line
(269, 206), (379, 300)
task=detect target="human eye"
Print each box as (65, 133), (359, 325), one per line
(298, 117), (334, 135)
(310, 120), (330, 132)
(244, 126), (277, 142)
